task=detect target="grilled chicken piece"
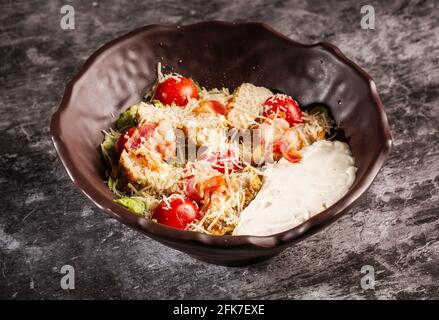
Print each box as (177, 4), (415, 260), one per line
(200, 169), (263, 235)
(119, 148), (183, 196)
(226, 83), (272, 129)
(240, 170), (263, 208)
(136, 103), (228, 147)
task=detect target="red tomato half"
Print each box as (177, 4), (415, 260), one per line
(184, 176), (203, 202)
(198, 149), (241, 174)
(153, 76), (199, 106)
(272, 140), (287, 159)
(263, 94), (303, 127)
(117, 127), (137, 156)
(193, 100), (228, 115)
(124, 124), (156, 152)
(152, 197), (200, 230)
(272, 139), (302, 163)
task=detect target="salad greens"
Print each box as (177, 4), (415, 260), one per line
(116, 104), (138, 131)
(113, 197), (146, 216)
(100, 130), (120, 179)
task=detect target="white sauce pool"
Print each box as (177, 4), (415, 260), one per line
(233, 140), (357, 236)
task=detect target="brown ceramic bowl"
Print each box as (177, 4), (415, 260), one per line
(50, 21), (392, 266)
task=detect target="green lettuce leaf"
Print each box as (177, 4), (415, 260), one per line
(114, 197), (146, 216)
(100, 131), (120, 179)
(107, 176), (115, 189)
(116, 104), (138, 131)
(151, 99), (165, 108)
(309, 105), (329, 116)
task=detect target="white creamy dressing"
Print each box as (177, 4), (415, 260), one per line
(233, 140), (357, 236)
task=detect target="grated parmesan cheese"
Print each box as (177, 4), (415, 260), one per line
(104, 65), (334, 235)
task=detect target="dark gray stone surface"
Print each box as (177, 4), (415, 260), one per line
(0, 0), (438, 299)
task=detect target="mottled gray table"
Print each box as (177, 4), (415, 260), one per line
(1, 0), (438, 299)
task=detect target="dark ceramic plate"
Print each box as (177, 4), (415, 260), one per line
(50, 21), (392, 266)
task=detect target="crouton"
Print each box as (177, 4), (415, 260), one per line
(241, 171), (263, 208)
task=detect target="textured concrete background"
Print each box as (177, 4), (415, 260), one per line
(0, 0), (438, 299)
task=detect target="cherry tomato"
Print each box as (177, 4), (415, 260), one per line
(124, 124), (156, 152)
(184, 173), (230, 204)
(184, 176), (203, 202)
(263, 94), (303, 127)
(116, 127), (137, 156)
(193, 100), (228, 115)
(272, 140), (302, 163)
(153, 76), (199, 106)
(282, 145), (302, 163)
(272, 140), (287, 159)
(198, 149), (241, 174)
(152, 197), (200, 230)
(202, 175), (227, 195)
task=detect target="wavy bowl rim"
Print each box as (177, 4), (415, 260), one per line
(50, 21), (392, 250)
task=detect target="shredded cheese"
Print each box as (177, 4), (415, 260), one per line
(104, 66), (334, 235)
